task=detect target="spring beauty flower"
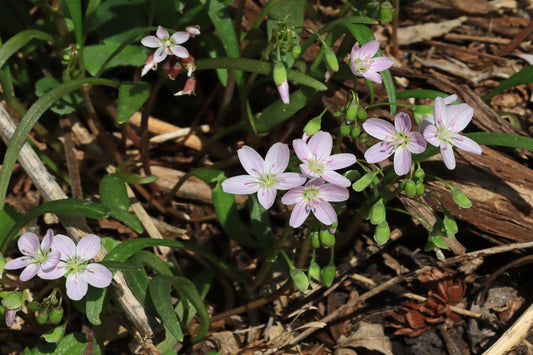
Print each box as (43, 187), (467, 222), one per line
(292, 131), (357, 187)
(363, 113), (427, 175)
(4, 229), (60, 281)
(43, 234), (112, 301)
(273, 62), (290, 104)
(281, 178), (349, 228)
(350, 40), (394, 84)
(423, 96), (482, 170)
(222, 143), (306, 210)
(141, 26), (191, 63)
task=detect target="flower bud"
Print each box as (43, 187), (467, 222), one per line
(415, 180), (425, 195)
(379, 1), (394, 24)
(290, 268), (309, 292)
(308, 260), (321, 281)
(27, 301), (41, 312)
(291, 45), (302, 58)
(319, 230), (336, 247)
(304, 116), (322, 136)
(351, 123), (361, 138)
(325, 48), (339, 72)
(404, 179), (416, 198)
(369, 198), (386, 225)
(345, 102), (359, 123)
(353, 172), (376, 192)
(310, 231), (321, 249)
(36, 311), (49, 325)
(443, 214), (458, 235)
(320, 265), (336, 287)
(48, 307), (64, 324)
(273, 62), (287, 86)
(174, 76), (196, 96)
(339, 122), (351, 137)
(374, 220), (390, 245)
(451, 187), (472, 208)
(414, 167), (425, 179)
(357, 108), (367, 121)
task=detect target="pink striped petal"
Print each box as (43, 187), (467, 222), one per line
(85, 263), (113, 288)
(276, 173), (306, 190)
(308, 131), (332, 159)
(221, 175), (259, 194)
(52, 234), (76, 260)
(66, 273), (88, 301)
(364, 141), (395, 163)
(4, 256), (32, 270)
(370, 56), (394, 72)
(170, 45), (189, 58)
(18, 233), (39, 256)
(359, 40), (379, 59)
(318, 184), (349, 202)
(363, 118), (395, 140)
(281, 187), (304, 205)
(293, 138), (312, 161)
(393, 147), (412, 176)
(141, 35), (161, 48)
(156, 26), (169, 39)
(312, 201), (337, 226)
(171, 31), (190, 44)
(451, 134), (482, 155)
(407, 132), (427, 154)
(237, 146), (264, 176)
(363, 71), (383, 84)
(440, 143), (456, 170)
(394, 112), (412, 133)
(446, 104), (473, 133)
(289, 201), (310, 228)
(423, 125), (440, 147)
(321, 170), (351, 187)
(257, 186), (277, 209)
(19, 263), (40, 281)
(77, 234), (101, 261)
(265, 143), (289, 174)
(326, 153), (357, 170)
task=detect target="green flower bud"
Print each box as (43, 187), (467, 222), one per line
(414, 167), (425, 179)
(27, 301), (41, 312)
(304, 116), (322, 136)
(308, 260), (321, 281)
(427, 235), (449, 250)
(310, 231), (321, 249)
(351, 123), (361, 138)
(290, 268), (309, 292)
(345, 102), (359, 123)
(379, 1), (394, 24)
(291, 45), (302, 58)
(319, 230), (336, 247)
(273, 62), (287, 86)
(357, 109), (367, 121)
(320, 265), (336, 287)
(36, 311), (49, 325)
(325, 48), (339, 72)
(374, 220), (390, 245)
(415, 180), (425, 195)
(344, 170), (361, 182)
(443, 214), (458, 235)
(339, 122), (351, 137)
(451, 187), (472, 208)
(48, 307), (64, 324)
(2, 292), (23, 310)
(404, 179), (416, 198)
(353, 172), (376, 192)
(369, 198), (386, 225)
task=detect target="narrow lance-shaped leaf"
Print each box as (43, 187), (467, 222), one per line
(0, 30), (55, 68)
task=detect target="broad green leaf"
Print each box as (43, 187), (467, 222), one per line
(85, 287), (107, 326)
(266, 0), (306, 41)
(115, 81), (151, 124)
(0, 30), (55, 69)
(175, 270), (214, 324)
(0, 77), (118, 209)
(42, 325), (66, 344)
(212, 180), (259, 248)
(483, 66), (533, 102)
(83, 41), (147, 76)
(35, 77), (83, 115)
(53, 333), (88, 354)
(254, 86), (318, 133)
(195, 57), (327, 91)
(99, 174), (129, 211)
(63, 0), (84, 45)
(122, 254), (150, 304)
(149, 275), (184, 341)
(108, 208), (144, 234)
(172, 276), (210, 342)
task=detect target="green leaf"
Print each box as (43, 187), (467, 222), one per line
(248, 194), (275, 251)
(0, 77), (118, 209)
(35, 77), (83, 115)
(266, 0), (306, 41)
(115, 172), (158, 185)
(466, 132), (533, 151)
(63, 0), (84, 45)
(0, 30), (55, 69)
(83, 41), (147, 76)
(254, 86), (318, 133)
(483, 66), (533, 102)
(195, 57), (327, 91)
(42, 324), (66, 344)
(198, 33), (229, 86)
(115, 81), (151, 124)
(189, 169), (224, 183)
(149, 275), (184, 341)
(108, 208), (144, 234)
(85, 287), (107, 326)
(0, 204), (22, 250)
(122, 254), (150, 305)
(99, 174), (129, 211)
(53, 333), (88, 354)
(172, 276), (210, 342)
(212, 180), (259, 248)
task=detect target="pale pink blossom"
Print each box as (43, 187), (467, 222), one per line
(4, 229), (60, 281)
(281, 178), (349, 228)
(423, 96), (482, 170)
(141, 26), (190, 63)
(363, 112), (427, 175)
(350, 40), (394, 84)
(277, 79), (290, 104)
(222, 143), (306, 209)
(293, 131), (356, 187)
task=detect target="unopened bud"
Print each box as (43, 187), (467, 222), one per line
(321, 265), (336, 287)
(185, 25), (201, 37)
(404, 179), (416, 198)
(443, 214), (458, 235)
(273, 62), (287, 86)
(357, 109), (367, 121)
(451, 187), (472, 208)
(374, 220), (390, 245)
(351, 123), (361, 138)
(353, 172), (376, 192)
(379, 1), (394, 24)
(27, 301), (41, 312)
(310, 231), (321, 249)
(345, 102), (358, 123)
(48, 307), (64, 324)
(291, 45), (302, 58)
(369, 198), (386, 225)
(290, 268), (309, 291)
(36, 311), (49, 325)
(174, 76), (196, 96)
(339, 122), (351, 137)
(319, 230), (336, 247)
(414, 167), (425, 179)
(304, 116), (322, 136)
(325, 48), (339, 72)
(416, 180), (425, 195)
(308, 260), (321, 281)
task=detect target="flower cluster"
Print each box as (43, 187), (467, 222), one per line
(222, 131), (355, 228)
(141, 25), (200, 96)
(363, 95), (482, 174)
(4, 230), (112, 301)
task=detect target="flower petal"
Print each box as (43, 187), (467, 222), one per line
(4, 256), (32, 270)
(364, 141), (395, 163)
(141, 35), (161, 48)
(443, 94), (457, 105)
(440, 143), (456, 170)
(289, 201), (310, 228)
(51, 234), (76, 260)
(18, 233), (40, 256)
(433, 97), (446, 126)
(66, 273), (88, 301)
(39, 261), (67, 280)
(308, 131), (332, 159)
(393, 147), (412, 175)
(237, 145), (265, 176)
(359, 40), (379, 59)
(406, 132), (427, 154)
(350, 44), (361, 62)
(257, 186), (276, 209)
(222, 175), (259, 194)
(276, 173), (306, 190)
(370, 56), (394, 72)
(265, 143), (289, 175)
(277, 79), (290, 104)
(85, 263), (113, 288)
(394, 112), (412, 133)
(363, 71), (382, 84)
(19, 263), (40, 281)
(153, 47), (168, 63)
(281, 187), (304, 205)
(326, 153), (357, 170)
(423, 124), (441, 147)
(446, 104), (473, 133)
(292, 138), (312, 162)
(318, 184), (350, 202)
(312, 200), (337, 226)
(41, 229), (54, 251)
(321, 170), (352, 187)
(156, 26), (169, 39)
(41, 250), (60, 271)
(77, 234), (102, 261)
(170, 45), (189, 58)
(171, 31), (190, 44)
(363, 118), (395, 140)
(451, 134), (482, 155)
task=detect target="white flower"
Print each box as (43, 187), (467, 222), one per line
(141, 26), (190, 63)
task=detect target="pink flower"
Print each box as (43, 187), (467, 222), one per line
(423, 96), (482, 170)
(281, 178), (349, 228)
(174, 76), (196, 96)
(141, 53), (157, 77)
(222, 143), (306, 209)
(292, 131), (356, 187)
(277, 78), (290, 104)
(350, 40), (394, 84)
(43, 234), (113, 301)
(141, 26), (190, 63)
(4, 229), (60, 281)
(363, 112), (427, 175)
